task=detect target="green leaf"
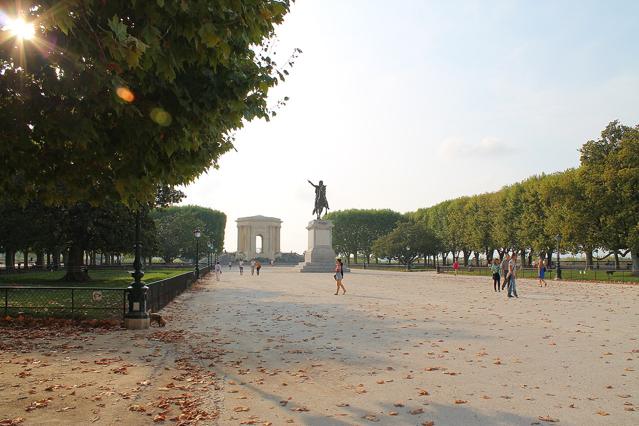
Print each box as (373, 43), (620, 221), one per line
(108, 15), (128, 42)
(198, 23), (221, 48)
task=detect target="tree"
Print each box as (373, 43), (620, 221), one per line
(325, 209), (403, 263)
(0, 1), (295, 206)
(580, 121), (639, 273)
(151, 206), (226, 263)
(372, 221), (439, 270)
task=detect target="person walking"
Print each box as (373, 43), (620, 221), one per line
(214, 261), (222, 281)
(452, 259), (459, 276)
(334, 258), (346, 295)
(228, 261), (232, 271)
(250, 259), (256, 276)
(255, 260), (262, 276)
(490, 258), (501, 292)
(501, 253), (510, 290)
(239, 259), (244, 275)
(538, 257), (547, 287)
(507, 252), (518, 298)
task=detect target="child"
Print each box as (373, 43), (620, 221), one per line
(538, 258), (547, 287)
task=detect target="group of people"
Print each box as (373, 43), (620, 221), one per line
(487, 253), (548, 297)
(213, 259), (263, 281)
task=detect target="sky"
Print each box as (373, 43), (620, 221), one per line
(180, 0), (639, 253)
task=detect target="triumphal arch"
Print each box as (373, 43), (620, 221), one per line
(236, 215), (282, 260)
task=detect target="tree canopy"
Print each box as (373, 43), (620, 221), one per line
(151, 205), (226, 263)
(0, 0), (294, 206)
(324, 209), (404, 263)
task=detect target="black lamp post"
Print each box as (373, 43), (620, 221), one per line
(194, 228), (201, 278)
(555, 234), (562, 280)
(125, 209), (149, 328)
(208, 242), (214, 267)
(595, 248), (599, 269)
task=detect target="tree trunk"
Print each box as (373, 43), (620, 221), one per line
(585, 250), (593, 270)
(36, 251), (45, 269)
(462, 249), (470, 266)
(353, 252), (358, 264)
(52, 248), (60, 270)
(474, 251), (480, 266)
(631, 251), (639, 276)
(5, 249), (15, 271)
(614, 251), (620, 269)
(62, 244), (90, 282)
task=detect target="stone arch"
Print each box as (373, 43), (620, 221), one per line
(236, 215), (282, 260)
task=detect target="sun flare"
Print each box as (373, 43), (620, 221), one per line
(5, 17), (35, 40)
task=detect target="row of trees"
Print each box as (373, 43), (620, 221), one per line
(0, 200), (226, 279)
(329, 121), (639, 273)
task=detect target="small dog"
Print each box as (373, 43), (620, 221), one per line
(149, 312), (166, 327)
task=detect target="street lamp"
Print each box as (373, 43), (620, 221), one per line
(555, 234), (562, 280)
(125, 209), (149, 329)
(194, 229), (201, 278)
(208, 242), (214, 267)
(595, 248), (599, 269)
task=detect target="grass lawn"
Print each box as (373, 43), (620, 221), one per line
(441, 267), (639, 283)
(0, 268), (192, 288)
(0, 268), (194, 320)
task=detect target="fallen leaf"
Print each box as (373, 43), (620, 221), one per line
(538, 415), (559, 422)
(410, 408), (424, 415)
(454, 400), (467, 404)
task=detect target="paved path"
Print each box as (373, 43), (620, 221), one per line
(186, 267), (638, 425)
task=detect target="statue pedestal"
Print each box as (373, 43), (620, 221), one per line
(300, 220), (338, 273)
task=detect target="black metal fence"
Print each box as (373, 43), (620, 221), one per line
(349, 263), (437, 271)
(0, 265), (211, 320)
(437, 265), (639, 283)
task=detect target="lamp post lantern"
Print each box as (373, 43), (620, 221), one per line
(555, 234), (562, 280)
(194, 229), (201, 278)
(125, 209), (149, 329)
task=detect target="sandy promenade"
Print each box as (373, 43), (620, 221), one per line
(1, 267), (637, 425)
(192, 267), (638, 425)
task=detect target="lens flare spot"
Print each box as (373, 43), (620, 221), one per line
(5, 18), (35, 40)
(116, 86), (135, 103)
(150, 107), (172, 126)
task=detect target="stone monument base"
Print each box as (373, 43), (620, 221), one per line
(300, 219), (344, 273)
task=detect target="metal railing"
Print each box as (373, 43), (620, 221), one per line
(436, 265), (639, 283)
(348, 263), (437, 271)
(0, 265), (211, 320)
